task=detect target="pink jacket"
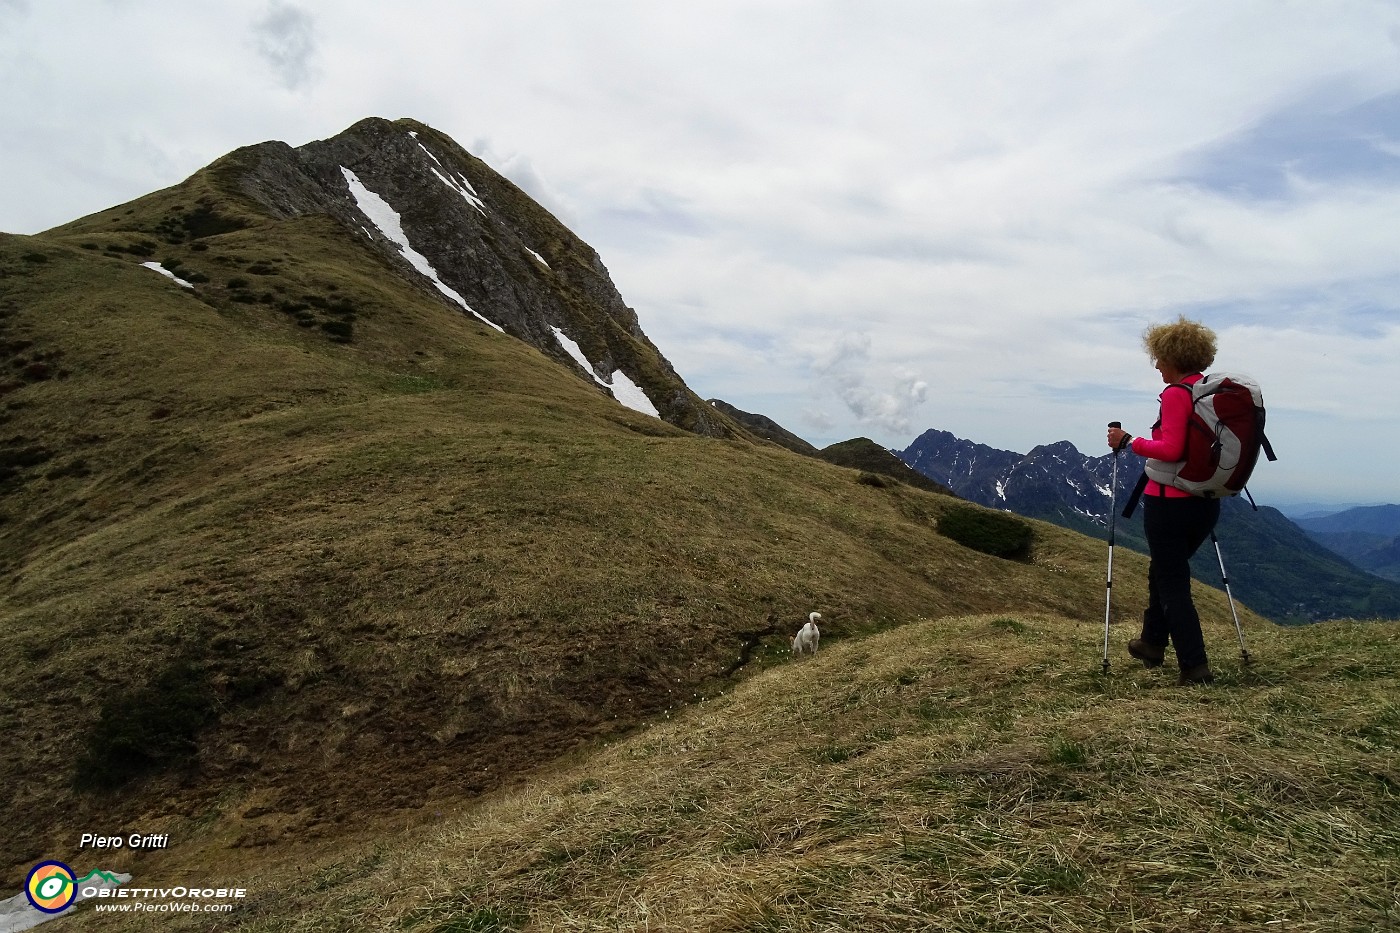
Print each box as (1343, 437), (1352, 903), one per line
(1129, 372), (1203, 498)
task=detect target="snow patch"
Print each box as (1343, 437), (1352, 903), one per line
(411, 135), (443, 167)
(608, 370), (661, 418)
(140, 261), (194, 289)
(550, 326), (660, 419)
(340, 167), (502, 332)
(551, 326), (596, 377)
(429, 166), (487, 216)
(523, 246), (550, 268)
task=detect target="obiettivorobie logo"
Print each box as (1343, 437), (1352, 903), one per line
(12, 863), (249, 923)
(25, 862), (95, 914)
(20, 862), (127, 917)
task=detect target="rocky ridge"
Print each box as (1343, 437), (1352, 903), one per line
(216, 117), (738, 437)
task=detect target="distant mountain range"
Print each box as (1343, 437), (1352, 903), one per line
(1295, 505), (1400, 583)
(898, 428), (1400, 624)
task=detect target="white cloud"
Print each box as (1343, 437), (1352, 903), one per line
(2, 0), (1399, 502)
(805, 332), (930, 437)
(252, 1), (319, 92)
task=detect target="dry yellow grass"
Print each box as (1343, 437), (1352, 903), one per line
(58, 612), (1399, 932)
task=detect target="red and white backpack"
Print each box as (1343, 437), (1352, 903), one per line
(1144, 372), (1277, 501)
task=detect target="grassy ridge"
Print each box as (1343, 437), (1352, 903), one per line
(59, 612), (1400, 932)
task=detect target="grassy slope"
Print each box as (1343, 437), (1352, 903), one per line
(59, 612), (1400, 933)
(1, 192), (1254, 894)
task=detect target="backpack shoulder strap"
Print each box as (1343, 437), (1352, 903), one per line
(1122, 471), (1150, 519)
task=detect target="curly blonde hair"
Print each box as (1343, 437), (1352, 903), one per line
(1143, 316), (1216, 373)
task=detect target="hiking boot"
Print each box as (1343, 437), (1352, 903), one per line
(1128, 638), (1165, 669)
(1178, 663), (1215, 686)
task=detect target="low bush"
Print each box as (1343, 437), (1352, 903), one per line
(181, 203), (246, 239)
(320, 320), (354, 341)
(937, 504), (1034, 559)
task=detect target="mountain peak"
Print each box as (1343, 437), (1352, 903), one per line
(88, 117), (743, 439)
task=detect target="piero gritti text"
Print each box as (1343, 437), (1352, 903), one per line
(78, 832), (170, 850)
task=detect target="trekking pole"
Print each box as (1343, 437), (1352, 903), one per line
(1102, 422), (1122, 673)
(1209, 530), (1252, 665)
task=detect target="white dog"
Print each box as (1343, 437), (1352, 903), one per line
(791, 612), (821, 656)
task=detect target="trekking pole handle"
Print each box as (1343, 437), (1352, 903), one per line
(1108, 422), (1131, 453)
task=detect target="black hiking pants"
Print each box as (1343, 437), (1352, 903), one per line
(1140, 494), (1220, 670)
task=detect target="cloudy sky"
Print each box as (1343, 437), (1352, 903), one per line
(3, 1), (1399, 506)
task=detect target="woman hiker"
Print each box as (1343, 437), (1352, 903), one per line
(1106, 316), (1220, 686)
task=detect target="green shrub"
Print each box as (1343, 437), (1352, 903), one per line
(320, 320), (354, 342)
(937, 504), (1034, 559)
(181, 203), (246, 239)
